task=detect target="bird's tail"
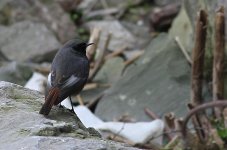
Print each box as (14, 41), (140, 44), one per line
(39, 88), (60, 115)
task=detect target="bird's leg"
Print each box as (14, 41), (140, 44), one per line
(69, 96), (76, 114)
(58, 103), (64, 108)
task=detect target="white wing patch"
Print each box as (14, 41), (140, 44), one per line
(62, 75), (80, 89)
(48, 72), (80, 89)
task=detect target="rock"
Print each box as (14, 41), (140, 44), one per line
(150, 3), (181, 31)
(0, 21), (60, 62)
(86, 20), (137, 51)
(100, 0), (143, 8)
(0, 81), (139, 150)
(0, 0), (76, 42)
(168, 6), (193, 53)
(121, 21), (151, 49)
(95, 57), (125, 84)
(95, 34), (191, 121)
(79, 0), (143, 10)
(0, 61), (32, 85)
(77, 86), (107, 104)
(154, 0), (181, 6)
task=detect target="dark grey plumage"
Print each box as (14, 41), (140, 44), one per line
(39, 39), (91, 115)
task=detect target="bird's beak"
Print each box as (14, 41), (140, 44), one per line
(86, 43), (94, 47)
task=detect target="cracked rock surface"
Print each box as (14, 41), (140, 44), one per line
(0, 81), (139, 150)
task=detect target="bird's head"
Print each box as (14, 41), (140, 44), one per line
(63, 39), (94, 55)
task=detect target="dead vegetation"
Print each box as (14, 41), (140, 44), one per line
(164, 6), (227, 150)
(57, 3), (227, 150)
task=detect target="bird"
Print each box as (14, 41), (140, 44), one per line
(39, 39), (93, 115)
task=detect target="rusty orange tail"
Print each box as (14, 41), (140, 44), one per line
(39, 88), (60, 115)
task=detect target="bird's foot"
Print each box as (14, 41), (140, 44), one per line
(58, 104), (64, 108)
(69, 108), (76, 114)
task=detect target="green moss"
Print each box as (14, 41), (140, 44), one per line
(18, 129), (31, 136)
(36, 127), (60, 136)
(0, 4), (11, 25)
(214, 120), (227, 142)
(0, 105), (14, 112)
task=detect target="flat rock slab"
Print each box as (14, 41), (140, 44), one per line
(95, 34), (191, 121)
(94, 57), (125, 84)
(0, 81), (139, 150)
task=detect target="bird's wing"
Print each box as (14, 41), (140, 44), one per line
(41, 73), (85, 115)
(48, 71), (85, 89)
(60, 75), (81, 89)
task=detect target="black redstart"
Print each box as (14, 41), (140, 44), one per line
(39, 39), (93, 115)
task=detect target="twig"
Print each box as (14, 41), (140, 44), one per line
(164, 135), (180, 149)
(88, 33), (112, 81)
(191, 9), (207, 105)
(144, 108), (173, 140)
(124, 51), (144, 66)
(83, 83), (98, 91)
(112, 122), (125, 141)
(151, 126), (204, 141)
(187, 103), (204, 141)
(144, 107), (159, 119)
(187, 103), (205, 140)
(190, 9), (211, 142)
(175, 118), (184, 136)
(86, 28), (101, 62)
(105, 45), (127, 61)
(86, 8), (119, 18)
(223, 108), (227, 128)
(182, 100), (227, 138)
(164, 112), (175, 129)
(83, 83), (111, 91)
(76, 95), (84, 105)
(175, 36), (192, 65)
(213, 6), (225, 119)
(107, 133), (134, 145)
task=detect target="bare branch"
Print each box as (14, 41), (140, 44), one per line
(213, 6), (225, 118)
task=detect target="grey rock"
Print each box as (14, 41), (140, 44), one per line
(0, 21), (60, 62)
(0, 61), (32, 85)
(168, 6), (193, 54)
(154, 0), (181, 6)
(94, 57), (125, 84)
(95, 34), (191, 121)
(121, 21), (151, 49)
(0, 81), (139, 150)
(0, 0), (76, 42)
(79, 0), (143, 10)
(101, 0), (143, 7)
(77, 86), (108, 104)
(86, 20), (137, 51)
